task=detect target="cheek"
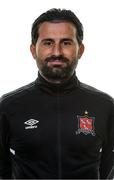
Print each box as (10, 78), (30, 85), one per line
(64, 49), (78, 59)
(36, 47), (43, 58)
(36, 47), (51, 60)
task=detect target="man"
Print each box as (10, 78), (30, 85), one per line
(0, 8), (114, 179)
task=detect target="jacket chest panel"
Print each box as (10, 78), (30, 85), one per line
(8, 95), (103, 159)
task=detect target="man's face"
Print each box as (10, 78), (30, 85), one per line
(30, 21), (84, 83)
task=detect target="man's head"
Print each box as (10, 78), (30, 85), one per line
(30, 8), (84, 83)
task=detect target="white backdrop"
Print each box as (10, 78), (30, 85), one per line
(0, 0), (114, 97)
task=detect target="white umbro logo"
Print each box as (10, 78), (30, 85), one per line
(24, 119), (39, 129)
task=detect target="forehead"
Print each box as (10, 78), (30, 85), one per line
(38, 21), (77, 39)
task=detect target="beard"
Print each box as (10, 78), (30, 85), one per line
(37, 55), (78, 83)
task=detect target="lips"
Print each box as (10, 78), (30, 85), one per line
(48, 60), (65, 65)
(45, 56), (69, 67)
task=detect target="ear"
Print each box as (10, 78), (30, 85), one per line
(78, 43), (85, 59)
(30, 44), (37, 59)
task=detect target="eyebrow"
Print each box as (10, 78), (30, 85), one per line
(41, 38), (53, 42)
(60, 38), (74, 42)
(41, 38), (74, 43)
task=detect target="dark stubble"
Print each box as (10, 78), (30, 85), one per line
(37, 55), (78, 82)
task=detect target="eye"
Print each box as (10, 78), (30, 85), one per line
(63, 41), (72, 46)
(43, 41), (53, 46)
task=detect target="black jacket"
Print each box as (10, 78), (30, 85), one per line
(0, 73), (114, 179)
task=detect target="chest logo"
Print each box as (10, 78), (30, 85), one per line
(76, 111), (95, 136)
(24, 119), (39, 129)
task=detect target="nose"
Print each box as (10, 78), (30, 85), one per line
(52, 43), (62, 56)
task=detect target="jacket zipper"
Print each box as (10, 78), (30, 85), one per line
(57, 87), (62, 179)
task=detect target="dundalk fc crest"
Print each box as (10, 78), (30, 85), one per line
(76, 111), (95, 136)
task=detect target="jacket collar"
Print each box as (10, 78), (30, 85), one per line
(35, 72), (79, 95)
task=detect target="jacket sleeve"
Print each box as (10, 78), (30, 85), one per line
(0, 98), (12, 179)
(99, 99), (114, 179)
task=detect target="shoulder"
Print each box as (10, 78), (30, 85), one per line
(79, 81), (114, 104)
(0, 80), (36, 106)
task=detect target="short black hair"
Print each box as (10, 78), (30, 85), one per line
(31, 8), (84, 45)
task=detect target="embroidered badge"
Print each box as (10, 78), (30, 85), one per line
(76, 111), (95, 136)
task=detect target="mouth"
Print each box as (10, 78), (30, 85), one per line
(47, 60), (66, 66)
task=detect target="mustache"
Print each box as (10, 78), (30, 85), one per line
(45, 55), (69, 63)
